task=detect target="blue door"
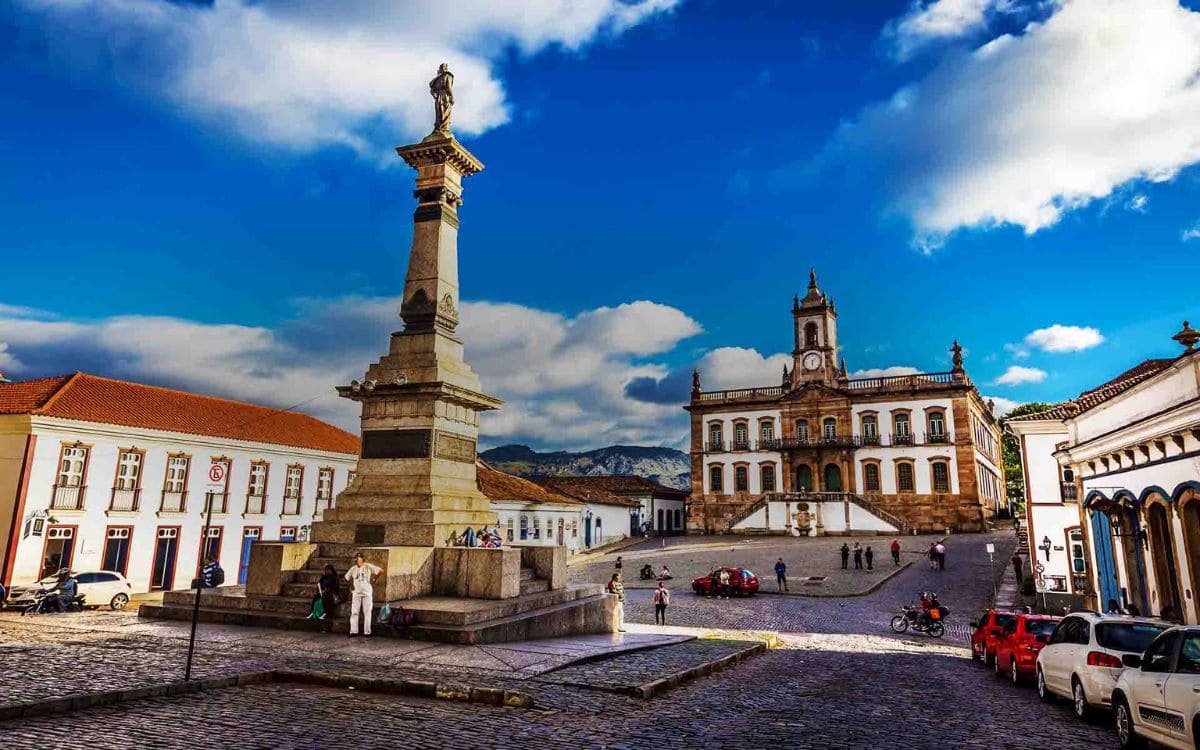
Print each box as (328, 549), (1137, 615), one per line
(1090, 511), (1120, 609)
(238, 528), (260, 585)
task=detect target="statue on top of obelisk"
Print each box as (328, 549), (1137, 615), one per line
(430, 63), (454, 134)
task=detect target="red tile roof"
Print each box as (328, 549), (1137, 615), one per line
(1007, 358), (1176, 423)
(529, 476), (658, 507)
(476, 461), (582, 505)
(0, 372), (360, 454)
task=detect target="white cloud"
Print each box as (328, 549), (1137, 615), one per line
(994, 365), (1047, 386)
(848, 365), (922, 379)
(1182, 221), (1200, 241)
(885, 0), (1004, 60)
(696, 347), (791, 390)
(1127, 194), (1149, 213)
(984, 395), (1021, 416)
(843, 0), (1200, 245)
(0, 295), (701, 451)
(15, 0), (678, 159)
(1023, 323), (1105, 353)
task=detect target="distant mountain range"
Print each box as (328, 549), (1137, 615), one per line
(479, 444), (690, 491)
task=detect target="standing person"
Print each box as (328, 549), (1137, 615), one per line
(853, 544), (864, 571)
(652, 581), (670, 625)
(840, 543), (850, 570)
(865, 546), (874, 571)
(718, 568), (732, 599)
(317, 564), (340, 624)
(607, 573), (626, 632)
(774, 558), (788, 592)
(1011, 552), (1023, 583)
(615, 556), (623, 573)
(935, 541), (947, 571)
(707, 566), (720, 599)
(344, 553), (381, 637)
(927, 543), (938, 570)
(890, 539), (901, 566)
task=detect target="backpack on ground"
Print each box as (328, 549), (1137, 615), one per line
(390, 606), (415, 628)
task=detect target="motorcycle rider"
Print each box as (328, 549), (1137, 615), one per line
(918, 591), (933, 630)
(43, 568), (78, 613)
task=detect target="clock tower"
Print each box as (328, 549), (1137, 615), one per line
(790, 269), (839, 387)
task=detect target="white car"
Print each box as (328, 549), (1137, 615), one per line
(1112, 626), (1200, 750)
(1035, 611), (1170, 721)
(5, 570), (134, 611)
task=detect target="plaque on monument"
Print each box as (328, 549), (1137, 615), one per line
(361, 429), (433, 459)
(355, 524), (385, 545)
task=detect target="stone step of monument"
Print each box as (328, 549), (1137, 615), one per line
(161, 589), (329, 618)
(320, 508), (438, 524)
(140, 583), (612, 645)
(518, 578), (550, 597)
(519, 567), (535, 582)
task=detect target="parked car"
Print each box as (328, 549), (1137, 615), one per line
(971, 609), (1018, 665)
(5, 570), (133, 611)
(992, 614), (1061, 684)
(690, 567), (760, 596)
(1036, 612), (1170, 721)
(1111, 625), (1200, 750)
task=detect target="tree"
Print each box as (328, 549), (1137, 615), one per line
(1000, 402), (1054, 513)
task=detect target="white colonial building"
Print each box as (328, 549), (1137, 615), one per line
(687, 271), (1003, 534)
(1010, 323), (1200, 624)
(0, 373), (359, 594)
(477, 461), (586, 553)
(532, 476), (688, 546)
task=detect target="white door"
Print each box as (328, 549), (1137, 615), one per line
(1131, 631), (1177, 745)
(1160, 632), (1199, 748)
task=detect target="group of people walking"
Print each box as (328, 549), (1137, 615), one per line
(927, 541), (948, 571)
(839, 541), (880, 570)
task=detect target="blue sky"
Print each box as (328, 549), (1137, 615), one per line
(2, 0), (1200, 450)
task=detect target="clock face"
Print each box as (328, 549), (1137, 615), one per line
(803, 353), (822, 371)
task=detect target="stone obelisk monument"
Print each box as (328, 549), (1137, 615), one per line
(310, 63), (507, 594)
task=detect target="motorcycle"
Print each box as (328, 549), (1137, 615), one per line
(21, 588), (86, 616)
(890, 604), (948, 638)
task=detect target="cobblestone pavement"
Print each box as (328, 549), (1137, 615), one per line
(623, 532), (1013, 640)
(535, 638), (759, 693)
(570, 532), (951, 595)
(0, 530), (1116, 748)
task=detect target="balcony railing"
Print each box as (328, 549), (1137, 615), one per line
(282, 495), (301, 516)
(845, 371), (966, 390)
(202, 491), (228, 514)
(50, 484), (85, 510)
(924, 432), (950, 445)
(159, 490), (186, 513)
(892, 433), (914, 446)
(109, 488), (141, 512)
(705, 441), (726, 452)
(245, 493), (266, 515)
(1060, 483), (1079, 502)
(757, 432), (953, 451)
(860, 434), (881, 446)
(730, 439), (752, 451)
(695, 385), (784, 403)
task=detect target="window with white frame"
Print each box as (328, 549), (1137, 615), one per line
(284, 466), (303, 499)
(58, 446), (88, 487)
(928, 411), (946, 439)
(506, 518), (515, 543)
(796, 420), (809, 442)
(893, 413), (911, 439)
(861, 415), (878, 439)
(164, 455), (189, 493)
(931, 461), (950, 493)
(248, 462), (268, 497)
(316, 468), (333, 501)
(760, 420), (774, 442)
(115, 451), (142, 490)
(823, 417), (837, 440)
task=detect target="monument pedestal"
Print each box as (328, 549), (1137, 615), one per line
(141, 91), (616, 641)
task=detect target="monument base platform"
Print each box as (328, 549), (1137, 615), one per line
(138, 582), (613, 645)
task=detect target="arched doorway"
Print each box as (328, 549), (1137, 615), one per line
(795, 465), (813, 492)
(823, 463), (842, 493)
(1115, 506), (1148, 613)
(1090, 510), (1120, 609)
(1180, 492), (1200, 615)
(1146, 502), (1183, 619)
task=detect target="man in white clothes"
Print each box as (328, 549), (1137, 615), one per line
(344, 553), (381, 636)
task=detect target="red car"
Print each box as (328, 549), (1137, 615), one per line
(992, 614), (1060, 684)
(971, 609), (1019, 665)
(691, 567), (759, 596)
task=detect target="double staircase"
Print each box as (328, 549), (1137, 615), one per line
(140, 542), (609, 645)
(725, 492), (911, 535)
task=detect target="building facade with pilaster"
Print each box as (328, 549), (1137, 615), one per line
(686, 272), (1003, 534)
(1009, 323), (1200, 624)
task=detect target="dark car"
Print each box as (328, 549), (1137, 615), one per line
(972, 609), (1019, 665)
(992, 614), (1061, 684)
(691, 567), (759, 596)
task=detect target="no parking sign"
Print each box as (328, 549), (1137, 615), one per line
(207, 461), (227, 489)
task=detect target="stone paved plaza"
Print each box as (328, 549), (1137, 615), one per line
(0, 531), (1112, 749)
(570, 532), (964, 596)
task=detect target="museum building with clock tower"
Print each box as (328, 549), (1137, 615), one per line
(686, 271), (1004, 535)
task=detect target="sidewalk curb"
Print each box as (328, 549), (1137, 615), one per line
(0, 669), (537, 722)
(567, 536), (648, 567)
(630, 641), (766, 700)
